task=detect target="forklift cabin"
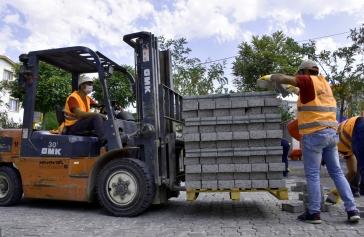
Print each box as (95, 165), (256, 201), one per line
(0, 31), (185, 217)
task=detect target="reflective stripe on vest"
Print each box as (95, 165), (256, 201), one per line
(337, 116), (359, 155)
(297, 106), (337, 112)
(298, 121), (338, 130)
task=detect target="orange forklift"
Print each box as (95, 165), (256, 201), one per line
(0, 32), (185, 216)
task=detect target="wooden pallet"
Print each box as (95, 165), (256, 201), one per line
(186, 187), (289, 202)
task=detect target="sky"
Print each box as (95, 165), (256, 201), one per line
(1, 0), (364, 99)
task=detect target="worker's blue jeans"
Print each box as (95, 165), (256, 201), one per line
(302, 128), (356, 214)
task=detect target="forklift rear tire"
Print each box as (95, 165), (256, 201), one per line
(96, 158), (156, 217)
(0, 166), (23, 206)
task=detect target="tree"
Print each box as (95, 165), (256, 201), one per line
(0, 85), (22, 128)
(1, 62), (72, 129)
(159, 36), (228, 96)
(232, 31), (304, 92)
(92, 65), (136, 109)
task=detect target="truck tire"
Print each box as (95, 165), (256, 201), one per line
(0, 166), (23, 206)
(96, 158), (156, 217)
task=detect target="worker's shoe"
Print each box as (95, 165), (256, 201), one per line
(297, 211), (321, 224)
(347, 210), (360, 222)
(287, 168), (291, 172)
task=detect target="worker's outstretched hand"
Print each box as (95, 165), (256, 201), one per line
(258, 75), (272, 82)
(326, 188), (341, 204)
(286, 85), (300, 95)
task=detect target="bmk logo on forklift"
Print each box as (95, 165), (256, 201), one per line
(41, 141), (61, 155)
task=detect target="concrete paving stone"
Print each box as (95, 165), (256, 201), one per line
(249, 130), (267, 139)
(202, 164), (219, 173)
(245, 107), (262, 115)
(184, 157), (200, 165)
(202, 180), (218, 189)
(218, 164), (235, 173)
(234, 147), (250, 156)
(232, 131), (249, 140)
(249, 147), (266, 155)
(213, 109), (230, 117)
(185, 142), (200, 150)
(249, 172), (266, 180)
(235, 180), (252, 188)
(262, 106), (279, 114)
(199, 100), (216, 110)
(216, 116), (232, 124)
(200, 149), (218, 157)
(183, 100), (199, 111)
(230, 124), (247, 131)
(216, 140), (232, 148)
(268, 179), (286, 188)
(266, 171), (283, 180)
(185, 181), (201, 189)
(231, 140), (249, 148)
(185, 164), (202, 173)
(266, 130), (283, 139)
(202, 173), (217, 181)
(282, 202), (305, 213)
(248, 155), (265, 164)
(268, 163), (286, 172)
(247, 114), (265, 124)
(183, 125), (199, 134)
(201, 133), (217, 141)
(199, 125), (216, 133)
(198, 109), (213, 117)
(200, 141), (217, 149)
(229, 108), (245, 116)
(265, 114), (281, 123)
(248, 139), (265, 147)
(185, 149), (201, 157)
(263, 122), (281, 130)
(216, 132), (232, 140)
(264, 97), (281, 106)
(185, 117), (201, 126)
(216, 156), (232, 164)
(215, 124), (231, 132)
(200, 117), (217, 125)
(217, 148), (234, 157)
(182, 110), (198, 119)
(200, 157), (217, 165)
(186, 173), (202, 181)
(232, 156), (249, 164)
(218, 180), (235, 189)
(251, 163), (268, 172)
(234, 164), (251, 172)
(251, 179), (268, 188)
(217, 172), (234, 180)
(184, 133), (200, 142)
(265, 138), (281, 147)
(266, 146), (283, 155)
(230, 98), (248, 109)
(215, 99), (231, 109)
(247, 98), (264, 107)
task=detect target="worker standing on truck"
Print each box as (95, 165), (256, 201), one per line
(257, 60), (360, 224)
(64, 76), (107, 147)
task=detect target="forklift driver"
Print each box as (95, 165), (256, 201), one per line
(64, 76), (107, 147)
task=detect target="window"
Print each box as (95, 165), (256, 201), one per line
(9, 99), (19, 112)
(3, 70), (13, 81)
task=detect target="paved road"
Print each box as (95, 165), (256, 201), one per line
(1, 162), (364, 237)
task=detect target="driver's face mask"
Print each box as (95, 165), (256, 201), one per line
(84, 85), (93, 94)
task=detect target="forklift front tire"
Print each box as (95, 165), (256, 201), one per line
(0, 166), (23, 206)
(96, 158), (156, 217)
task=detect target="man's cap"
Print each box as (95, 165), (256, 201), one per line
(78, 76), (94, 87)
(294, 60), (319, 75)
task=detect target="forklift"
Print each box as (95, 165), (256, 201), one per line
(0, 32), (185, 217)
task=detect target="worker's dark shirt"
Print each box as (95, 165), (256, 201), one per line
(281, 138), (290, 158)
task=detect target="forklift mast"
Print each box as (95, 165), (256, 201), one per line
(123, 32), (184, 190)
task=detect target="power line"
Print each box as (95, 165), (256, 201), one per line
(197, 31), (352, 65)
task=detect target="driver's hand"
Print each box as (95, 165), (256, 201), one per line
(101, 114), (107, 120)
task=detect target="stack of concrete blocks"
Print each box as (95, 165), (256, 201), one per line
(182, 91), (287, 190)
(283, 181), (333, 213)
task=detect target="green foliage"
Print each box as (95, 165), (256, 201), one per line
(279, 105), (295, 123)
(92, 65), (136, 108)
(0, 82), (22, 128)
(232, 31), (304, 92)
(5, 62), (72, 114)
(44, 112), (59, 130)
(301, 25), (364, 121)
(159, 36), (228, 96)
